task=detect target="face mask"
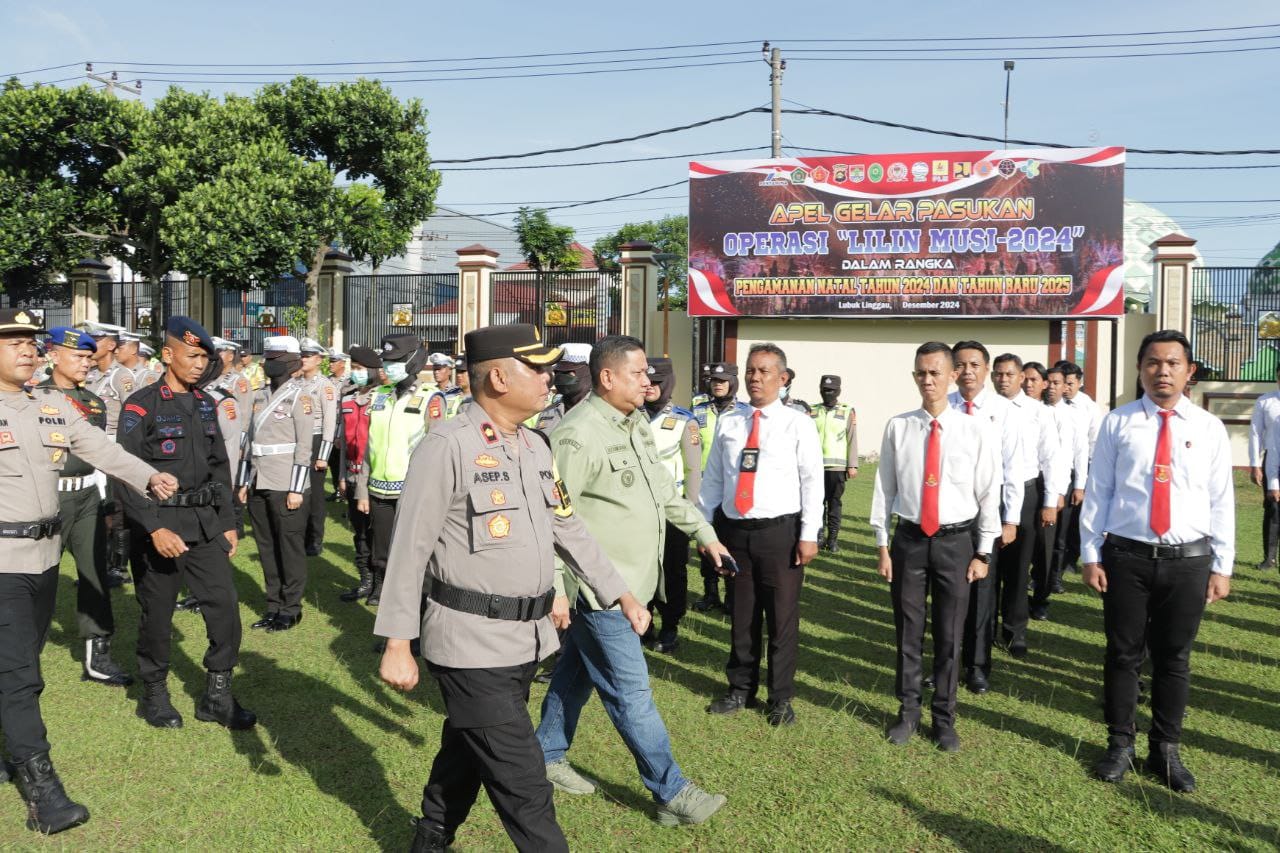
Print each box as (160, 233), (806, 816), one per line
(383, 361), (407, 384)
(264, 359), (295, 381)
(350, 369), (368, 387)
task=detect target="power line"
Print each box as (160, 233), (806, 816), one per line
(783, 32), (1280, 52)
(0, 61), (83, 77)
(457, 180), (688, 217)
(438, 146), (768, 172)
(773, 23), (1280, 42)
(785, 43), (1280, 61)
(440, 196), (687, 205)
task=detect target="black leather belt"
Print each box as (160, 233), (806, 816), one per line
(1105, 534), (1212, 560)
(428, 578), (555, 622)
(897, 518), (975, 539)
(155, 483), (220, 508)
(717, 510), (799, 531)
(0, 517), (62, 540)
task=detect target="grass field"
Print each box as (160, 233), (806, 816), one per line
(9, 468), (1280, 850)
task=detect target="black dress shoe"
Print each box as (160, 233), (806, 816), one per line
(250, 613), (279, 630)
(649, 635), (680, 654)
(707, 693), (756, 715)
(1030, 604), (1049, 621)
(886, 714), (919, 745)
(691, 595), (722, 613)
(1257, 558), (1276, 571)
(267, 612), (302, 632)
(965, 669), (989, 694)
(305, 547), (322, 557)
(922, 674), (935, 690)
(1145, 743), (1196, 792)
(930, 724), (961, 752)
(766, 700), (796, 727)
(175, 596), (201, 612)
(1008, 643), (1028, 660)
(1093, 744), (1136, 783)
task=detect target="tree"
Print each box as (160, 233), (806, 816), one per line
(514, 207), (578, 273)
(254, 77), (440, 335)
(592, 214), (688, 308)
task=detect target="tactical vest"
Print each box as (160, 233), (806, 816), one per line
(366, 384), (438, 498)
(693, 401), (730, 470)
(444, 389), (465, 419)
(813, 403), (852, 468)
(650, 406), (693, 492)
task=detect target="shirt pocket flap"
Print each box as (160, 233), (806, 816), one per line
(468, 483), (522, 513)
(608, 451), (637, 471)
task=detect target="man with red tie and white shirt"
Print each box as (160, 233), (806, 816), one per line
(872, 341), (1001, 752)
(1082, 330), (1233, 793)
(700, 343), (823, 727)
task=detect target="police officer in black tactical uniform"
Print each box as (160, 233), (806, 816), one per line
(116, 317), (256, 731)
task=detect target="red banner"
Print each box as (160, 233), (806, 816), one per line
(688, 147), (1125, 318)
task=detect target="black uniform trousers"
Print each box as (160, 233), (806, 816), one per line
(652, 524), (690, 639)
(58, 484), (113, 639)
(0, 566), (58, 761)
(994, 478), (1039, 649)
(369, 495), (398, 588)
(422, 660), (568, 853)
(1262, 452), (1279, 562)
(962, 526), (1003, 677)
(304, 435), (326, 552)
(889, 522), (974, 729)
(130, 530), (242, 684)
(714, 511), (803, 704)
(1100, 541), (1213, 749)
(346, 491), (372, 575)
(1050, 471), (1079, 582)
(1029, 485), (1061, 610)
(822, 469), (847, 538)
(247, 488), (309, 618)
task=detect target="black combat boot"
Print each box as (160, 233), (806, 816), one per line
(14, 753), (90, 834)
(340, 567), (373, 602)
(365, 571), (384, 606)
(195, 671), (257, 730)
(82, 637), (133, 687)
(409, 818), (453, 852)
(138, 680), (183, 728)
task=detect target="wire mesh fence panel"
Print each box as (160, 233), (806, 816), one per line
(0, 281), (71, 330)
(1190, 267), (1280, 381)
(490, 270), (621, 347)
(343, 273), (459, 353)
(217, 278), (308, 353)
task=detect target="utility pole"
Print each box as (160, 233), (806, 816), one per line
(1002, 60), (1015, 149)
(85, 63), (142, 98)
(764, 42), (785, 157)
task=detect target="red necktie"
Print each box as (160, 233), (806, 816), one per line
(735, 410), (762, 515)
(1150, 409), (1174, 537)
(920, 419), (942, 536)
(964, 400), (975, 415)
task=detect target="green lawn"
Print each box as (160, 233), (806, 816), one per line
(12, 469), (1280, 850)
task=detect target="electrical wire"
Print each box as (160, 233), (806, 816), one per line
(443, 179), (688, 217)
(785, 44), (1280, 61)
(438, 146), (768, 172)
(783, 32), (1280, 52)
(772, 23), (1280, 42)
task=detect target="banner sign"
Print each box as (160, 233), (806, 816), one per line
(687, 147), (1125, 318)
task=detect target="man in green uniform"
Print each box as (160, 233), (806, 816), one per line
(690, 362), (748, 611)
(40, 327), (132, 686)
(811, 375), (859, 553)
(536, 335), (730, 827)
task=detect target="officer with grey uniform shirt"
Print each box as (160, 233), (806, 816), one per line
(241, 336), (316, 632)
(376, 323), (649, 853)
(298, 337), (338, 555)
(116, 331), (159, 387)
(81, 321), (137, 586)
(0, 308), (177, 836)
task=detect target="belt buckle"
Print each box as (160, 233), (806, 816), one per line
(487, 595), (503, 619)
(23, 523), (40, 539)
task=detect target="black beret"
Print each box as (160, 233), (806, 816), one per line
(165, 316), (215, 355)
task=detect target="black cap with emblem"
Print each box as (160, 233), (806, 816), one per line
(644, 356), (676, 416)
(820, 374), (841, 391)
(464, 323), (562, 366)
(0, 308), (44, 336)
(379, 334), (420, 362)
(348, 345), (383, 369)
(707, 362), (737, 378)
(165, 316), (215, 355)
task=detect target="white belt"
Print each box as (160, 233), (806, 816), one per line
(252, 442), (297, 457)
(58, 476), (93, 492)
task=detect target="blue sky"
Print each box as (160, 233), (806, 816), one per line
(3, 0), (1277, 268)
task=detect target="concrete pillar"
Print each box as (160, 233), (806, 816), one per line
(1153, 233), (1198, 334)
(187, 277), (216, 331)
(456, 244), (499, 341)
(319, 249), (353, 349)
(69, 259), (111, 326)
(619, 241), (656, 344)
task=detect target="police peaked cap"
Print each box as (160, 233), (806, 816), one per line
(464, 323), (562, 366)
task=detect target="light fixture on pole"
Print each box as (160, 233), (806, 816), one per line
(1002, 60), (1015, 150)
(653, 252), (679, 356)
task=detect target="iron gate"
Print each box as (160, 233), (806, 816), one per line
(1190, 266), (1280, 381)
(343, 273), (459, 352)
(215, 277), (307, 353)
(489, 270), (621, 347)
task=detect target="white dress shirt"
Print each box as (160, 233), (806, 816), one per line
(869, 406), (1002, 547)
(947, 387), (1024, 524)
(1248, 388), (1280, 467)
(1070, 390), (1103, 456)
(1260, 426), (1280, 490)
(1009, 391), (1067, 504)
(1080, 395), (1235, 576)
(1050, 399), (1089, 491)
(698, 397), (825, 541)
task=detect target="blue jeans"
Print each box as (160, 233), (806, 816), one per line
(536, 607), (688, 804)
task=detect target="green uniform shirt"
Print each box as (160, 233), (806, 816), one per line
(38, 380), (106, 478)
(552, 393), (716, 609)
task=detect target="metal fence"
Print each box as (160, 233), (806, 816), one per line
(490, 270), (621, 347)
(215, 277), (308, 352)
(0, 281), (72, 330)
(343, 273), (459, 352)
(98, 277), (190, 338)
(1190, 266), (1280, 380)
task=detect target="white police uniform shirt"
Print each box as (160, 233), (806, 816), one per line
(1080, 395), (1234, 576)
(869, 406), (1002, 548)
(1248, 388), (1280, 467)
(696, 398), (824, 541)
(947, 387), (1024, 525)
(1070, 389), (1103, 456)
(1008, 391), (1068, 504)
(1050, 399), (1089, 492)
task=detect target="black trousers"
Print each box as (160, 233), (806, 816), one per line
(1063, 493), (1083, 568)
(248, 488), (309, 618)
(1029, 490), (1061, 609)
(304, 435), (326, 551)
(1051, 482), (1079, 582)
(346, 491), (372, 575)
(0, 566), (58, 761)
(652, 524), (690, 638)
(962, 527), (1002, 676)
(890, 524), (974, 728)
(130, 529), (242, 684)
(422, 661), (568, 853)
(369, 495), (399, 588)
(59, 485), (113, 639)
(822, 470), (847, 538)
(1101, 542), (1213, 748)
(995, 478), (1039, 648)
(715, 512), (803, 703)
(1263, 454), (1279, 562)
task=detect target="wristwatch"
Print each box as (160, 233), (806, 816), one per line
(973, 552), (991, 564)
